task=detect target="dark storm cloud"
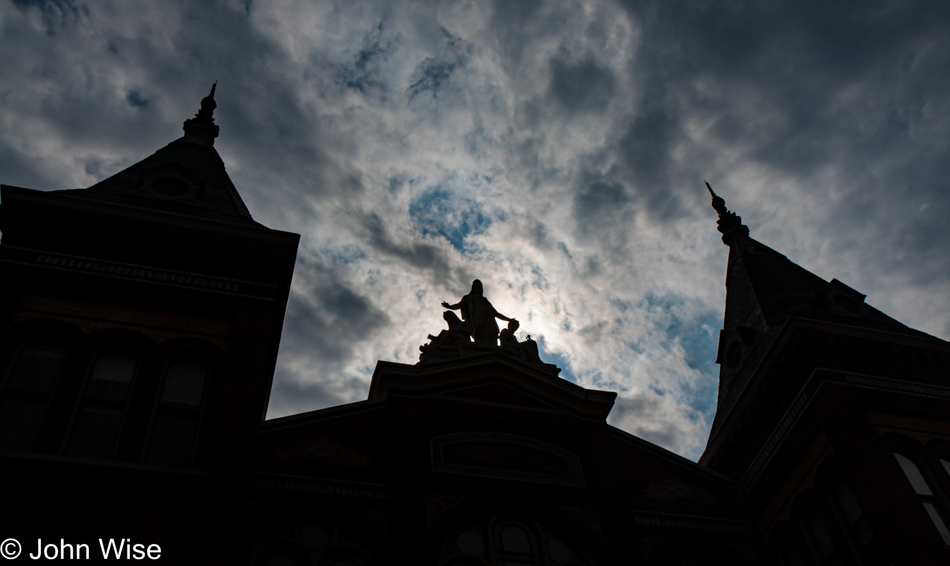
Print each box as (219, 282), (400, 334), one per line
(0, 144), (57, 190)
(282, 280), (387, 365)
(489, 0), (545, 61)
(592, 0), (943, 229)
(608, 393), (696, 451)
(267, 371), (349, 419)
(567, 162), (643, 262)
(268, 260), (391, 416)
(10, 0), (87, 35)
(549, 57), (616, 113)
(573, 177), (632, 241)
(357, 211), (469, 291)
(616, 89), (682, 220)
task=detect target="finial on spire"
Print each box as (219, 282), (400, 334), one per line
(705, 181), (750, 245)
(198, 81), (217, 121)
(183, 82), (220, 145)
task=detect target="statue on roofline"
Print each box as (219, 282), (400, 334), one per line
(424, 311), (471, 350)
(419, 279), (547, 370)
(441, 279), (514, 347)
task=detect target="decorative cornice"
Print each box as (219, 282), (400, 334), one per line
(632, 511), (751, 535)
(0, 245), (276, 300)
(845, 374), (950, 399)
(430, 432), (585, 487)
(369, 355), (617, 420)
(255, 474), (390, 500)
(737, 369), (950, 495)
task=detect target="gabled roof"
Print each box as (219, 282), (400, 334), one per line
(723, 236), (927, 337)
(55, 84), (261, 228)
(704, 183), (937, 441)
(707, 182), (925, 336)
(368, 353), (618, 421)
(262, 352), (618, 434)
(257, 353), (742, 517)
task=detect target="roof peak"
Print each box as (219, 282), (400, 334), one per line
(57, 83), (260, 227)
(182, 82), (220, 146)
(705, 181), (750, 246)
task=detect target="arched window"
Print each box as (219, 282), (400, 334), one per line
(766, 523), (807, 566)
(0, 344), (65, 451)
(894, 452), (950, 544)
(321, 554), (366, 566)
(146, 361), (206, 467)
(789, 488), (866, 566)
(828, 478), (873, 548)
(495, 521), (541, 565)
(442, 515), (587, 566)
(67, 353), (136, 459)
(799, 506), (838, 564)
(252, 516), (377, 566)
(257, 547), (310, 566)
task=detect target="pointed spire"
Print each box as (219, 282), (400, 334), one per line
(705, 181), (750, 246)
(183, 82), (220, 146)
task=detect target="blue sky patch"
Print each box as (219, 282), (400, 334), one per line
(126, 90), (150, 108)
(641, 292), (720, 373)
(321, 245), (367, 265)
(337, 23), (386, 94)
(535, 335), (577, 384)
(408, 187), (492, 253)
(408, 58), (455, 100)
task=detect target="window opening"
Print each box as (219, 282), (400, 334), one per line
(442, 515), (585, 566)
(0, 345), (64, 451)
(895, 453), (950, 544)
(66, 353), (135, 459)
(147, 362), (206, 467)
(830, 479), (873, 546)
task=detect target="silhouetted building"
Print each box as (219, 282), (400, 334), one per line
(2, 91), (950, 565)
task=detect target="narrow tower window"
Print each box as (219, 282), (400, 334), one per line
(831, 479), (873, 546)
(894, 453), (950, 544)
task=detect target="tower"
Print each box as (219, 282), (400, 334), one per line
(0, 86), (299, 563)
(701, 183), (950, 564)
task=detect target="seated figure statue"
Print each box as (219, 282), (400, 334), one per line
(420, 311), (472, 354)
(499, 319), (543, 364)
(499, 319), (521, 350)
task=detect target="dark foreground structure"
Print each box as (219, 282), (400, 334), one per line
(2, 91), (950, 565)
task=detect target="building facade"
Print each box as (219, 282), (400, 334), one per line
(1, 92), (949, 565)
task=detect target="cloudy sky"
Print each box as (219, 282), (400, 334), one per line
(2, 0), (949, 460)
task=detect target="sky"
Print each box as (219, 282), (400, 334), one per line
(1, 0), (949, 460)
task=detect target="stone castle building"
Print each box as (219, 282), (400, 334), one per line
(2, 89), (950, 565)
